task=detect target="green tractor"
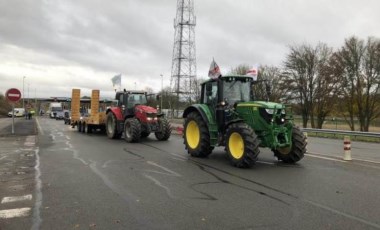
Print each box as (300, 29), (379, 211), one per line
(183, 75), (306, 168)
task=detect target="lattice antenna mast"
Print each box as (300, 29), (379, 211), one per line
(170, 0), (197, 104)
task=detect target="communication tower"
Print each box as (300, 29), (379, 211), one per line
(170, 0), (197, 107)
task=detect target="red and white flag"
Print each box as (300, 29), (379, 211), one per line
(246, 66), (258, 81)
(208, 59), (221, 79)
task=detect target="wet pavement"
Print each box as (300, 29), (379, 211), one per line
(0, 117), (38, 229)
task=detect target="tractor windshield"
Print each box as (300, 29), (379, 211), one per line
(223, 78), (251, 105)
(128, 93), (147, 107)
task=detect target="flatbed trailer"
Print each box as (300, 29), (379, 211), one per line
(77, 90), (107, 133)
(70, 89), (81, 127)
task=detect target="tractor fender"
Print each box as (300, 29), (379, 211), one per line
(225, 119), (245, 129)
(106, 107), (123, 121)
(183, 104), (211, 124)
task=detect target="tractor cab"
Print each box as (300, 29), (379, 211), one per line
(115, 90), (149, 117)
(201, 75), (253, 109)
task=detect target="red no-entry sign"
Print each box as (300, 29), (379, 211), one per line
(5, 88), (22, 103)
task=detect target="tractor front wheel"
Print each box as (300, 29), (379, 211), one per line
(183, 112), (213, 157)
(106, 112), (121, 139)
(124, 118), (141, 143)
(155, 118), (171, 141)
(226, 122), (260, 168)
(273, 127), (306, 163)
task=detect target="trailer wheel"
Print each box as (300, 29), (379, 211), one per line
(106, 112), (121, 139)
(226, 122), (260, 168)
(273, 127), (306, 163)
(81, 122), (86, 133)
(155, 118), (171, 141)
(124, 118), (141, 143)
(85, 123), (93, 134)
(77, 121), (82, 132)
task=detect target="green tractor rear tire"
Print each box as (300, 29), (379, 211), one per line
(273, 127), (306, 163)
(226, 122), (260, 168)
(183, 112), (213, 157)
(155, 118), (171, 141)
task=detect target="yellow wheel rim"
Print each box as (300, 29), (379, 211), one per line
(229, 132), (244, 159)
(186, 120), (200, 149)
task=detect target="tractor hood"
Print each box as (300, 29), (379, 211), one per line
(135, 104), (157, 114)
(236, 101), (285, 110)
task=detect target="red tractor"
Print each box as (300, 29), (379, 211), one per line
(106, 90), (171, 142)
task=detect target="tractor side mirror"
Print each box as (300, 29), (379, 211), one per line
(156, 94), (160, 101)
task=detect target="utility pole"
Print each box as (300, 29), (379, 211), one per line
(23, 76), (26, 109)
(170, 0), (197, 117)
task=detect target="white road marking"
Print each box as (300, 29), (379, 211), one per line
(352, 158), (380, 165)
(306, 154), (347, 163)
(32, 148), (42, 230)
(1, 195), (32, 204)
(143, 174), (175, 199)
(0, 208), (31, 219)
(257, 160), (275, 165)
(35, 117), (44, 135)
(0, 156), (6, 161)
(146, 161), (181, 177)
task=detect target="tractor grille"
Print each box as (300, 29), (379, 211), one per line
(259, 108), (286, 125)
(146, 113), (157, 118)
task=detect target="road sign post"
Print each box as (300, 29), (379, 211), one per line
(5, 88), (22, 135)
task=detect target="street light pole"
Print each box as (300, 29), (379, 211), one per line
(23, 76), (26, 109)
(160, 74), (163, 111)
(28, 83), (30, 106)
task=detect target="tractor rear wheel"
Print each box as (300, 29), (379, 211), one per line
(124, 118), (141, 143)
(155, 118), (171, 141)
(273, 127), (306, 163)
(106, 112), (121, 139)
(226, 122), (260, 168)
(183, 112), (213, 157)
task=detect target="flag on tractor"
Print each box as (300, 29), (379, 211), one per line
(208, 59), (221, 79)
(111, 74), (122, 89)
(246, 66), (258, 81)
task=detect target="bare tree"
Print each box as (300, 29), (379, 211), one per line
(335, 36), (380, 131)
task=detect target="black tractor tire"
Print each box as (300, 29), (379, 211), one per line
(155, 118), (171, 141)
(183, 112), (213, 158)
(124, 118), (141, 143)
(225, 122), (260, 168)
(141, 132), (150, 138)
(106, 112), (121, 139)
(273, 126), (306, 163)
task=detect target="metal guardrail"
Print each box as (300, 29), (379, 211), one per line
(301, 128), (380, 138)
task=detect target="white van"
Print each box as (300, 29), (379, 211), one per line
(8, 108), (26, 117)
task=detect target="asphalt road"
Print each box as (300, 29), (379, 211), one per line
(1, 117), (380, 229)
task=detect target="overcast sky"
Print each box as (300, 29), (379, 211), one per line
(1, 0), (380, 99)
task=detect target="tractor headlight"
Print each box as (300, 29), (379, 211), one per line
(122, 105), (126, 111)
(147, 117), (153, 121)
(265, 109), (274, 114)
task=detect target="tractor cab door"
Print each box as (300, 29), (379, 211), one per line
(201, 81), (218, 125)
